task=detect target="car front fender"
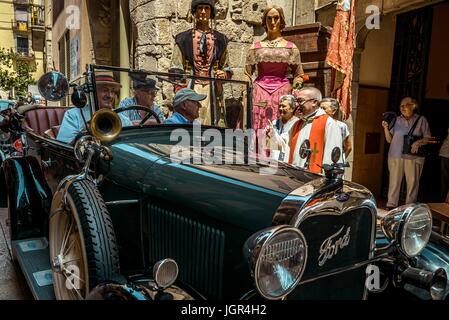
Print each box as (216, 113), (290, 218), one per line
(375, 230), (449, 300)
(2, 156), (52, 240)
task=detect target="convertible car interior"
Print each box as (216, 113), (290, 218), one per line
(23, 105), (68, 139)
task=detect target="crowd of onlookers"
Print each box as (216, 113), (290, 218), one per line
(54, 72), (353, 184)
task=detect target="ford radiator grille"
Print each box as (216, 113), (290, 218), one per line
(146, 204), (225, 299)
(289, 207), (375, 299)
(299, 208), (373, 275)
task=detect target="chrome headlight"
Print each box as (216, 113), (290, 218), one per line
(381, 204), (432, 257)
(244, 225), (307, 300)
(153, 258), (179, 290)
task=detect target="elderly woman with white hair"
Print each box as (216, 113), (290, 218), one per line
(382, 97), (431, 210)
(265, 94), (299, 162)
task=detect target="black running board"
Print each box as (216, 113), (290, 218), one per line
(12, 237), (56, 300)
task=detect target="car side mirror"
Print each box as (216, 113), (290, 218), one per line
(71, 87), (87, 109)
(37, 71), (69, 101)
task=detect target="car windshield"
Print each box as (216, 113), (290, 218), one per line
(90, 67), (251, 130)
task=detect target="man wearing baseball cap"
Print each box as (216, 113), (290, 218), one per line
(57, 72), (132, 144)
(119, 74), (165, 125)
(164, 88), (206, 124)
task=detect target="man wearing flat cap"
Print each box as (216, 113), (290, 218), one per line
(57, 72), (132, 144)
(165, 88), (206, 124)
(170, 0), (232, 126)
(119, 75), (165, 125)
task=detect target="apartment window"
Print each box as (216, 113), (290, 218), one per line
(14, 6), (28, 31)
(15, 7), (28, 22)
(17, 36), (29, 56)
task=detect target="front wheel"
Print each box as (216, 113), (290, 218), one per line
(49, 179), (120, 300)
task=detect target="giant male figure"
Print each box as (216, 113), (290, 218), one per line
(170, 0), (232, 126)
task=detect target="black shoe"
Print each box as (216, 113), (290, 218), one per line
(386, 206), (395, 211)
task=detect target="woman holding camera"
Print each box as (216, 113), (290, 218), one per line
(381, 97), (431, 210)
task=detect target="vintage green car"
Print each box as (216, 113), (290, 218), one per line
(0, 65), (448, 300)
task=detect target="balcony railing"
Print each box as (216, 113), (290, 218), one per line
(31, 7), (45, 27)
(11, 19), (30, 33)
(13, 0), (32, 5)
(31, 17), (45, 28)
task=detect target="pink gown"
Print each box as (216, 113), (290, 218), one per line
(246, 41), (303, 132)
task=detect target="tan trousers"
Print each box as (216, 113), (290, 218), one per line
(193, 83), (226, 127)
(193, 83), (211, 126)
(387, 157), (425, 207)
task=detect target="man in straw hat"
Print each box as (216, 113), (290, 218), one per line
(170, 0), (232, 126)
(57, 72), (132, 144)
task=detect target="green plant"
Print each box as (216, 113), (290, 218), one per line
(0, 48), (37, 98)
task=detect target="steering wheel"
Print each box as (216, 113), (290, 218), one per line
(114, 105), (162, 126)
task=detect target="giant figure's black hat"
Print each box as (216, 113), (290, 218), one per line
(191, 0), (216, 18)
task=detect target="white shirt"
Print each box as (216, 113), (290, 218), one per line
(290, 108), (343, 171)
(337, 120), (350, 161)
(337, 120), (350, 140)
(268, 116), (299, 162)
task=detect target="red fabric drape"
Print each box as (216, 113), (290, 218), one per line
(325, 0), (356, 120)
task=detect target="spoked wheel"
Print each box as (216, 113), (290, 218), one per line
(49, 180), (120, 300)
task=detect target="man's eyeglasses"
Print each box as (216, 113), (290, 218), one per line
(297, 98), (315, 105)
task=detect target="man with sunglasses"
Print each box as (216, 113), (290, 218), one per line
(119, 76), (165, 125)
(288, 87), (343, 173)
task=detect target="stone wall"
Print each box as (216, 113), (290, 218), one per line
(129, 0), (270, 84)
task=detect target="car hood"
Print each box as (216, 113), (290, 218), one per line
(105, 127), (316, 231)
(107, 127), (315, 194)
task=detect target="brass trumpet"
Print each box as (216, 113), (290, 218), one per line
(90, 108), (122, 143)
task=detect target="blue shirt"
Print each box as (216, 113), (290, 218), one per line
(119, 97), (165, 123)
(164, 112), (192, 125)
(57, 105), (132, 144)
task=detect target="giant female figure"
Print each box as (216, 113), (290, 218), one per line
(245, 5), (305, 132)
